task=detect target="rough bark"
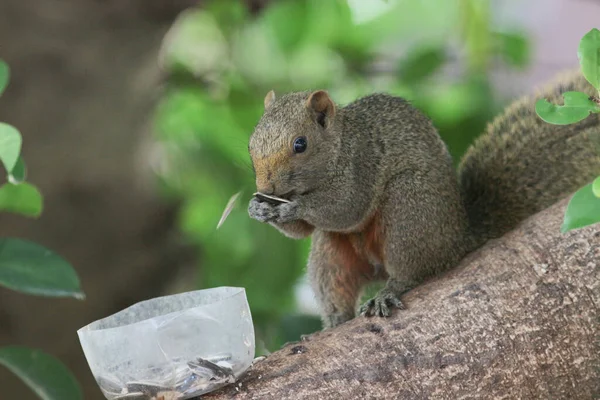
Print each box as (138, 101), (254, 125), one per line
(205, 198), (600, 400)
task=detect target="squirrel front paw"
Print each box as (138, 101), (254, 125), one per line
(248, 197), (300, 224)
(275, 201), (300, 224)
(358, 288), (405, 318)
(248, 197), (279, 223)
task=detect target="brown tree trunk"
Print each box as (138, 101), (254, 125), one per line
(204, 198), (599, 400)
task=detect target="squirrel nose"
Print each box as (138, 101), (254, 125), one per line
(257, 182), (275, 195)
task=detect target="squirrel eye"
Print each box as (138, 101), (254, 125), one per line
(293, 136), (307, 154)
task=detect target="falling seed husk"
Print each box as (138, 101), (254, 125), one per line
(217, 191), (242, 229)
(253, 192), (290, 204)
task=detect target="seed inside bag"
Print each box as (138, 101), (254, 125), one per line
(113, 393), (146, 399)
(126, 381), (169, 396)
(188, 358), (235, 382)
(97, 355), (237, 400)
(253, 192), (290, 204)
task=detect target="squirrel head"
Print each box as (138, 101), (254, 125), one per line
(248, 89), (339, 198)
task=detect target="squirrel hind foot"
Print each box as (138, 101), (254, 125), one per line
(358, 288), (406, 318)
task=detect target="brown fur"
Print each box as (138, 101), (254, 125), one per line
(307, 90), (336, 119)
(346, 211), (385, 268)
(248, 72), (600, 328)
(328, 233), (372, 276)
(275, 220), (315, 239)
(459, 71), (600, 244)
(253, 149), (291, 194)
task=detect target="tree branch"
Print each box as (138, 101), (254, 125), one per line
(203, 198), (600, 399)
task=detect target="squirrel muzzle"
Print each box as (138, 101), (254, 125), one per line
(252, 148), (291, 196)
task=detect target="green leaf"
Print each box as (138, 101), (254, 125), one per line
(578, 28), (600, 90)
(397, 46), (447, 83)
(287, 44), (345, 89)
(262, 0), (308, 54)
(593, 176), (600, 198)
(232, 21), (289, 86)
(0, 182), (42, 217)
(0, 238), (84, 299)
(0, 122), (22, 173)
(561, 182), (600, 232)
(494, 31), (530, 68)
(535, 91), (600, 125)
(204, 0), (247, 38)
(419, 80), (488, 124)
(8, 156), (27, 183)
(461, 0), (492, 72)
(160, 9), (228, 76)
(0, 60), (9, 97)
(0, 346), (83, 400)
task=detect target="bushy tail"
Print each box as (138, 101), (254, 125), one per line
(458, 71), (600, 243)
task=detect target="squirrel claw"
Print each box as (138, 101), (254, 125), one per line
(359, 290), (405, 318)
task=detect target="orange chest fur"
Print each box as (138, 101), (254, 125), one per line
(326, 211), (385, 275)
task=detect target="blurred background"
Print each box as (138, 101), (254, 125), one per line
(0, 0), (598, 398)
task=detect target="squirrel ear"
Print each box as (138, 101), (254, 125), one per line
(307, 90), (336, 127)
(264, 90), (276, 110)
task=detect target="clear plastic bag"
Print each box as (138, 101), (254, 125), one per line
(77, 287), (255, 399)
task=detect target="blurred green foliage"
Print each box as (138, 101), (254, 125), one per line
(0, 59), (83, 400)
(535, 27), (600, 232)
(152, 0), (530, 352)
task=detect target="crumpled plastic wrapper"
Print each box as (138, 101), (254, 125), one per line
(77, 287), (255, 400)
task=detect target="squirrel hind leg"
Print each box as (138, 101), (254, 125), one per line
(308, 230), (374, 328)
(359, 173), (469, 318)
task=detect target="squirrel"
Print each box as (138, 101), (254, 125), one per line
(247, 71), (600, 329)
